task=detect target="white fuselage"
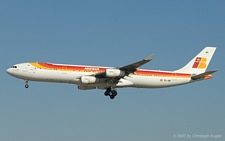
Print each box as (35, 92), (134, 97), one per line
(6, 62), (192, 89)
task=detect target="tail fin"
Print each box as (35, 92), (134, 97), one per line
(174, 47), (216, 74)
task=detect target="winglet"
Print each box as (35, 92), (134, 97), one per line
(145, 54), (154, 61)
(119, 54), (154, 73)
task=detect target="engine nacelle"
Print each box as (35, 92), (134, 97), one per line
(106, 69), (125, 77)
(81, 76), (99, 84)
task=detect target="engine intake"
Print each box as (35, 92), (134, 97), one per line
(106, 69), (125, 77)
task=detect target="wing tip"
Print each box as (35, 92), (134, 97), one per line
(209, 70), (218, 73)
(145, 54), (154, 61)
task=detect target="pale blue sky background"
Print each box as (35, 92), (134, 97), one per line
(0, 1), (224, 141)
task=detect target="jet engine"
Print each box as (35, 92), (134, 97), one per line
(81, 76), (99, 84)
(106, 69), (125, 77)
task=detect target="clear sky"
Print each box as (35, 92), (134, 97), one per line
(0, 1), (224, 141)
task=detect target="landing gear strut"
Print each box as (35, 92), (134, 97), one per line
(104, 87), (117, 99)
(25, 80), (29, 88)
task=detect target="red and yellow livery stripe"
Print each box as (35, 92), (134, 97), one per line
(30, 62), (106, 72)
(30, 62), (191, 78)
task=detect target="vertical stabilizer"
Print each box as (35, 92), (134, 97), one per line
(174, 47), (216, 74)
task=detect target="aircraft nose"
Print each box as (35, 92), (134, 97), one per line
(6, 68), (12, 75)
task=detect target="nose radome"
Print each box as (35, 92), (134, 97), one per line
(6, 68), (12, 75)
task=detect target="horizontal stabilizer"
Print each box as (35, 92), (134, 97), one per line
(191, 70), (217, 80)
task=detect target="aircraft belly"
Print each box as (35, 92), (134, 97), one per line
(116, 79), (134, 87)
(126, 76), (191, 88)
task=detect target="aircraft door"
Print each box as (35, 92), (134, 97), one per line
(172, 73), (177, 81)
(29, 65), (36, 74)
(62, 67), (67, 74)
(23, 64), (28, 72)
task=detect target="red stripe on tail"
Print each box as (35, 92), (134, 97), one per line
(192, 57), (202, 68)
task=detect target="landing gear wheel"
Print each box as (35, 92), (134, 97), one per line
(24, 80), (29, 88)
(111, 90), (117, 97)
(104, 87), (118, 99)
(104, 87), (111, 96)
(25, 84), (29, 88)
(104, 91), (110, 96)
(110, 95), (115, 99)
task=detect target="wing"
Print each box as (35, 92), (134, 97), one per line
(95, 54), (154, 78)
(119, 54), (154, 74)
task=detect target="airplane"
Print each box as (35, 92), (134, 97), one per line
(6, 47), (217, 99)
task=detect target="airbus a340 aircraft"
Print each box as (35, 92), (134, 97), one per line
(6, 47), (217, 99)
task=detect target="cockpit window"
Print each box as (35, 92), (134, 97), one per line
(11, 66), (17, 68)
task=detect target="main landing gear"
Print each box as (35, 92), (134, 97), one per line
(25, 80), (29, 88)
(104, 87), (117, 99)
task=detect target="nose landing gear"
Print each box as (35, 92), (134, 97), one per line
(25, 80), (29, 88)
(104, 87), (117, 99)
